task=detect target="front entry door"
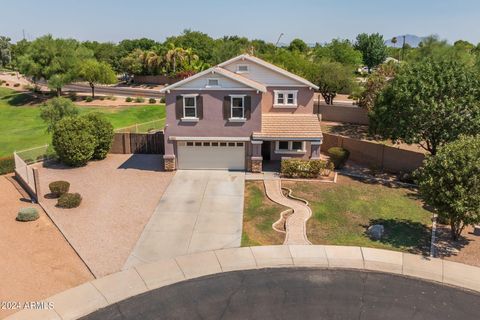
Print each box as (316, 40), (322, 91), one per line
(261, 141), (271, 161)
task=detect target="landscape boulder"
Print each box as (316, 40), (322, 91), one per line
(367, 224), (384, 240)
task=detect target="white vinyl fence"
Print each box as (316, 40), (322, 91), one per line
(13, 144), (53, 201)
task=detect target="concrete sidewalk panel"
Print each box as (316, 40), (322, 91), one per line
(251, 245), (293, 267)
(49, 282), (108, 320)
(215, 247), (257, 271)
(443, 260), (480, 292)
(289, 245), (328, 267)
(135, 258), (186, 290)
(324, 246), (364, 269)
(362, 247), (403, 274)
(402, 253), (443, 282)
(175, 251), (222, 279)
(92, 269), (148, 304)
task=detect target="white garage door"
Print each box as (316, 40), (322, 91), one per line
(177, 141), (245, 170)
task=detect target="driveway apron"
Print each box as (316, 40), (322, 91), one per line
(124, 170), (245, 269)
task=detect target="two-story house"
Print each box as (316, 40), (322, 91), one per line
(159, 54), (323, 172)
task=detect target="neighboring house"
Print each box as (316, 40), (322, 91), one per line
(159, 54), (322, 172)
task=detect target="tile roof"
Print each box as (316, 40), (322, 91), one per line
(253, 114), (323, 140)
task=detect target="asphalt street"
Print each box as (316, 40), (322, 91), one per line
(80, 268), (480, 320)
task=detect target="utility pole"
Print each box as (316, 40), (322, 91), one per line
(401, 35), (406, 61)
(275, 33), (284, 47)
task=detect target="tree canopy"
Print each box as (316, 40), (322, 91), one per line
(370, 58), (480, 154)
(79, 59), (117, 97)
(355, 33), (388, 71)
(415, 135), (480, 241)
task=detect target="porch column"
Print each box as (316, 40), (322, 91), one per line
(250, 140), (263, 173)
(310, 139), (322, 159)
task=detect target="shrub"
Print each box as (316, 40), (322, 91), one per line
(85, 96), (93, 102)
(0, 156), (15, 175)
(160, 96), (166, 103)
(327, 147), (350, 169)
(148, 98), (156, 104)
(57, 193), (82, 208)
(13, 83), (20, 87)
(52, 116), (97, 167)
(105, 95), (116, 100)
(82, 113), (114, 160)
(40, 97), (79, 132)
(99, 96), (105, 101)
(68, 92), (78, 101)
(281, 159), (327, 178)
(5, 83), (9, 86)
(125, 97), (133, 102)
(16, 207), (39, 221)
(48, 180), (70, 197)
(134, 96), (145, 103)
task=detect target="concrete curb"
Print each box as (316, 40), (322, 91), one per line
(6, 245), (480, 320)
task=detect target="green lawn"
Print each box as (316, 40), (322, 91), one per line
(283, 176), (433, 254)
(241, 181), (287, 246)
(242, 176), (432, 253)
(0, 88), (165, 157)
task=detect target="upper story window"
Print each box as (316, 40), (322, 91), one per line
(183, 94), (197, 119)
(206, 78), (220, 87)
(274, 90), (298, 108)
(230, 95), (245, 120)
(236, 64), (249, 73)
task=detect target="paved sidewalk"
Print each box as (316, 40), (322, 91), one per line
(264, 180), (312, 245)
(124, 170), (245, 268)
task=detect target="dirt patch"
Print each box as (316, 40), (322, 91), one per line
(436, 225), (480, 267)
(33, 154), (174, 277)
(0, 175), (93, 318)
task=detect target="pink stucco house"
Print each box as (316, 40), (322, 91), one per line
(159, 54), (323, 172)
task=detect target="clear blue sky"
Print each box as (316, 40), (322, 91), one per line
(1, 0), (479, 44)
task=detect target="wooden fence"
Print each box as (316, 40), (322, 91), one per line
(110, 131), (164, 154)
(321, 133), (426, 173)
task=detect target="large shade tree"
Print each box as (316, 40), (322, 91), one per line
(355, 33), (388, 72)
(17, 35), (93, 95)
(370, 58), (480, 155)
(415, 136), (480, 241)
(79, 59), (117, 97)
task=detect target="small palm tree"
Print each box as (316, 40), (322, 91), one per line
(391, 37), (398, 48)
(165, 43), (187, 75)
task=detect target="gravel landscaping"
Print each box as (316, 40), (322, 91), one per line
(0, 175), (93, 319)
(33, 154), (174, 277)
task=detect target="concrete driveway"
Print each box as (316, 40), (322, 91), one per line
(124, 170), (244, 268)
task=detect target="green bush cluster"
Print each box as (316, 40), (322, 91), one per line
(148, 98), (156, 104)
(125, 96), (133, 102)
(57, 192), (82, 208)
(0, 156), (15, 175)
(159, 97), (166, 103)
(134, 96), (145, 103)
(13, 83), (20, 87)
(52, 113), (114, 166)
(85, 96), (93, 102)
(281, 159), (332, 178)
(16, 207), (39, 222)
(48, 180), (70, 197)
(327, 147), (350, 169)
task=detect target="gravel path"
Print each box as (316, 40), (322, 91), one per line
(263, 179), (312, 245)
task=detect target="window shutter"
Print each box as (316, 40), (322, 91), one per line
(196, 95), (203, 119)
(223, 96), (231, 119)
(175, 96), (183, 119)
(244, 96), (251, 119)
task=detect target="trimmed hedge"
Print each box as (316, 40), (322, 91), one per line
(82, 113), (114, 160)
(327, 147), (350, 169)
(16, 207), (39, 221)
(0, 156), (15, 175)
(148, 98), (156, 104)
(125, 97), (133, 102)
(49, 180), (70, 197)
(57, 192), (82, 208)
(281, 159), (331, 179)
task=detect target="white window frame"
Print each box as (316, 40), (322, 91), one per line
(229, 94), (246, 122)
(275, 141), (306, 154)
(273, 90), (298, 108)
(206, 78), (220, 88)
(182, 94), (198, 121)
(236, 64), (249, 73)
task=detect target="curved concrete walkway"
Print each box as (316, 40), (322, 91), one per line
(7, 245), (480, 320)
(263, 179), (312, 245)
